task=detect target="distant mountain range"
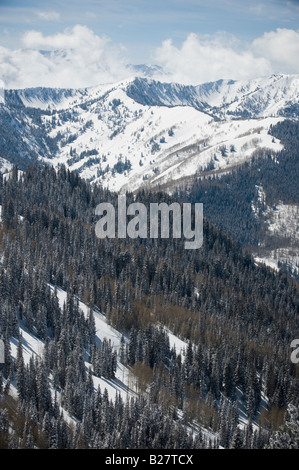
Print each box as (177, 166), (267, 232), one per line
(1, 73), (298, 187)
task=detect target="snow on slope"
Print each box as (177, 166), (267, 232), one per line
(52, 286), (124, 351)
(50, 285), (137, 400)
(10, 87), (89, 111)
(40, 86), (211, 191)
(127, 74), (299, 118)
(267, 203), (299, 239)
(126, 116), (283, 191)
(7, 284), (188, 404)
(254, 200), (299, 277)
(220, 74), (299, 118)
(0, 158), (13, 174)
(1, 73), (297, 194)
(11, 73), (299, 117)
(7, 285), (134, 403)
(38, 79), (285, 193)
(10, 78), (133, 111)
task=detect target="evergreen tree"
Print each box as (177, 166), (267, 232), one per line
(267, 404), (299, 449)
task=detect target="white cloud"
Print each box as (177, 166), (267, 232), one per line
(36, 11), (61, 21)
(153, 28), (299, 85)
(0, 25), (133, 88)
(0, 25), (298, 89)
(22, 24), (99, 50)
(251, 28), (299, 74)
(249, 3), (265, 15)
(85, 11), (97, 20)
(153, 33), (271, 84)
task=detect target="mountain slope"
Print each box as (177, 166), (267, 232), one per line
(0, 73), (298, 279)
(126, 74), (299, 119)
(185, 119), (299, 280)
(2, 74), (297, 192)
(0, 164), (298, 449)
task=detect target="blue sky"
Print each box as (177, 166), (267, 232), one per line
(1, 0), (299, 58)
(0, 0), (299, 87)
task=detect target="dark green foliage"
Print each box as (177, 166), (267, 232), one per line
(185, 119), (299, 278)
(0, 163), (298, 448)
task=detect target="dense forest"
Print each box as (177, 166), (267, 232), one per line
(183, 120), (299, 279)
(0, 163), (298, 449)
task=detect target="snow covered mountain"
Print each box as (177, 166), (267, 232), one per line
(126, 74), (299, 119)
(1, 73), (298, 192)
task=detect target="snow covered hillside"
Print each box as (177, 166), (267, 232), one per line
(126, 74), (299, 119)
(8, 284), (189, 406)
(253, 194), (299, 277)
(0, 73), (298, 193)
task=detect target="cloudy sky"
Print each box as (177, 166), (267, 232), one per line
(0, 0), (299, 88)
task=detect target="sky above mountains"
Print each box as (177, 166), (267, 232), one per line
(0, 0), (299, 88)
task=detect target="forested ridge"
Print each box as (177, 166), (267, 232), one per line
(184, 120), (299, 280)
(0, 163), (298, 449)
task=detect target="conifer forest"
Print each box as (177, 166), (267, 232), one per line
(0, 155), (298, 449)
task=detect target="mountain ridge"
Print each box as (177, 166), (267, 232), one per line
(3, 72), (299, 116)
(1, 72), (298, 192)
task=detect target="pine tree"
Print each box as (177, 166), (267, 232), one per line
(16, 340), (26, 401)
(267, 404), (299, 449)
(26, 426), (34, 449)
(230, 427), (243, 449)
